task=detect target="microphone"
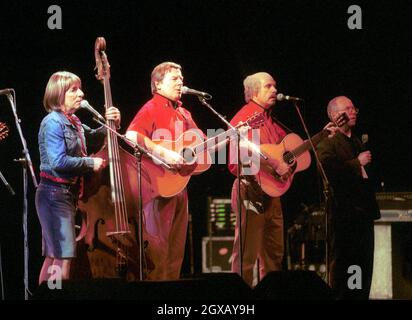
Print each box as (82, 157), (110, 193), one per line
(360, 133), (371, 174)
(0, 88), (13, 95)
(360, 133), (369, 152)
(80, 100), (105, 122)
(276, 93), (304, 102)
(361, 134), (368, 145)
(182, 86), (212, 100)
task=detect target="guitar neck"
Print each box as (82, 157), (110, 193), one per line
(191, 113), (264, 155)
(292, 129), (329, 157)
(193, 127), (237, 154)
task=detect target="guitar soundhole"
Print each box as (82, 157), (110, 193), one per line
(180, 147), (197, 165)
(283, 151), (295, 165)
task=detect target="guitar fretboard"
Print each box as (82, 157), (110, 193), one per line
(193, 127), (237, 154)
(285, 129), (329, 162)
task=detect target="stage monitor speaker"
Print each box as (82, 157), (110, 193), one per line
(32, 273), (253, 300)
(254, 271), (334, 300)
(202, 236), (234, 272)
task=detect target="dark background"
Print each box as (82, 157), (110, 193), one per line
(0, 0), (411, 300)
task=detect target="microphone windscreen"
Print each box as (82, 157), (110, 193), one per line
(361, 134), (368, 144)
(181, 86), (189, 94)
(80, 100), (90, 109)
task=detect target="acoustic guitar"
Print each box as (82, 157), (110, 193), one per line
(141, 112), (265, 198)
(256, 113), (348, 197)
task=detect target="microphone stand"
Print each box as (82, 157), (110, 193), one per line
(6, 91), (38, 300)
(292, 101), (331, 285)
(197, 97), (267, 281)
(92, 117), (172, 280)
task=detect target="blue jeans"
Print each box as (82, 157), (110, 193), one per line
(35, 180), (78, 258)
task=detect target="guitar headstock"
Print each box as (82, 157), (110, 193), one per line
(0, 122), (9, 142)
(334, 112), (349, 127)
(244, 112), (265, 129)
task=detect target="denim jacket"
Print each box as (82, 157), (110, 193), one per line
(38, 111), (106, 182)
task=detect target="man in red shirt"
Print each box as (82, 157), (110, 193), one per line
(229, 72), (290, 286)
(126, 62), (201, 280)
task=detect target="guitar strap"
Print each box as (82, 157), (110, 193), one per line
(270, 113), (294, 134)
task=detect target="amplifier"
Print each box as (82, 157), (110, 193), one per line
(207, 198), (236, 236)
(376, 192), (412, 210)
(376, 192), (412, 223)
(202, 236), (259, 285)
(378, 210), (412, 223)
(202, 236), (234, 273)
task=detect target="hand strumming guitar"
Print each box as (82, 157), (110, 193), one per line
(267, 158), (292, 182)
(172, 161), (197, 176)
(147, 140), (197, 176)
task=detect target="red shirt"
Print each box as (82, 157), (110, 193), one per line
(127, 94), (200, 146)
(228, 100), (286, 175)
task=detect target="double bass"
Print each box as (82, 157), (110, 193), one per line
(74, 37), (153, 280)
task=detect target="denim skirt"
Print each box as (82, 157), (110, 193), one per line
(35, 181), (78, 258)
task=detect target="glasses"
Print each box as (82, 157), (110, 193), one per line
(338, 106), (359, 114)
